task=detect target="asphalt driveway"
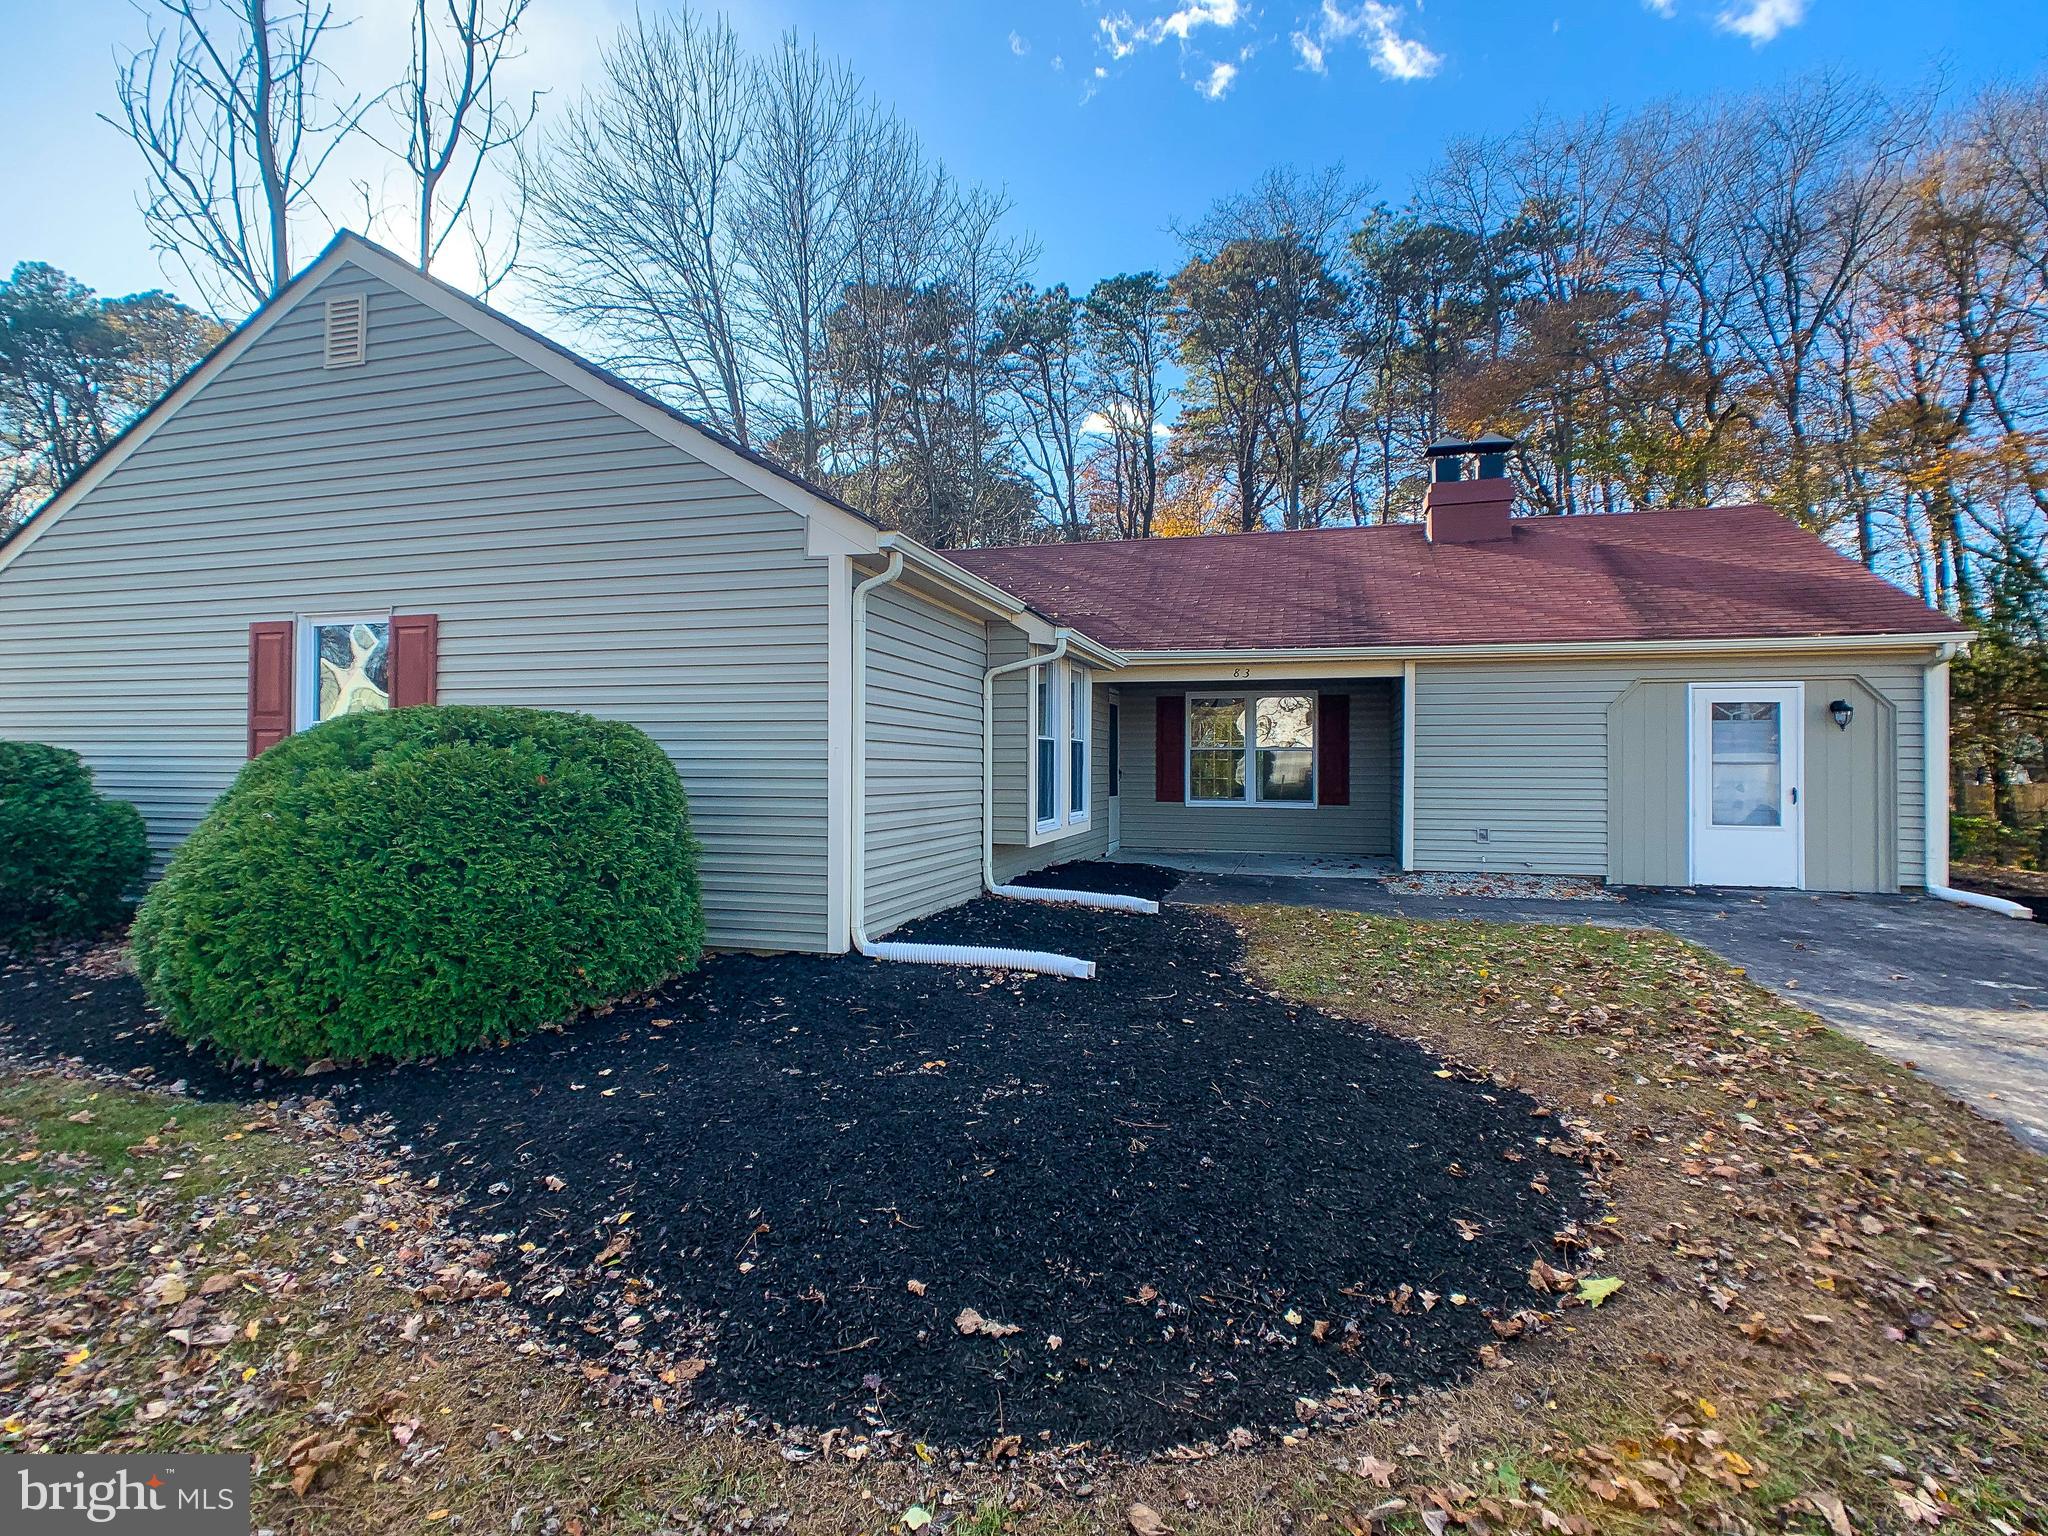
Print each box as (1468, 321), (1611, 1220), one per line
(1172, 872), (2048, 1154)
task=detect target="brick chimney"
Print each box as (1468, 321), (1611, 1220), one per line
(1423, 433), (1517, 544)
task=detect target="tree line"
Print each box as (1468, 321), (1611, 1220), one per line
(0, 1), (2040, 841)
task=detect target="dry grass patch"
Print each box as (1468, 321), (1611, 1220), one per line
(1231, 907), (2048, 1536)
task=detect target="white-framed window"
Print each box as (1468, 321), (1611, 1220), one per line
(1187, 693), (1316, 807)
(297, 614), (391, 729)
(1032, 661), (1092, 834)
(1035, 665), (1060, 829)
(1068, 667), (1090, 818)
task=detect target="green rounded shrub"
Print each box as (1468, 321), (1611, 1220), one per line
(0, 741), (150, 950)
(132, 706), (705, 1070)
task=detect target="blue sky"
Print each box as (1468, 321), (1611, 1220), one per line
(3, 0), (2041, 315)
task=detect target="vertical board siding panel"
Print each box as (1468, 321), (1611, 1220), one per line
(987, 624), (1030, 846)
(1604, 681), (1686, 887)
(1420, 656), (1923, 890)
(0, 262), (834, 951)
(863, 585), (989, 935)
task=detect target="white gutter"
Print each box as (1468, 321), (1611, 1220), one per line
(849, 554), (1101, 978)
(979, 634), (1159, 921)
(1920, 649), (2030, 919)
(1112, 632), (1972, 669)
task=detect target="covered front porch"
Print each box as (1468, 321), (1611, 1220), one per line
(1104, 676), (1404, 868)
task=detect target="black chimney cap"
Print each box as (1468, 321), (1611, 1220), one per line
(1424, 432), (1516, 458)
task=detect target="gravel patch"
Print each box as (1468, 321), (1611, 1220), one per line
(1380, 872), (1622, 902)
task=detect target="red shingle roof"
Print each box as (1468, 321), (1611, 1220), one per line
(950, 507), (1960, 653)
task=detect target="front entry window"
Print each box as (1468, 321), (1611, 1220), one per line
(1708, 701), (1781, 826)
(1188, 699), (1246, 800)
(1255, 695), (1314, 802)
(1188, 694), (1316, 806)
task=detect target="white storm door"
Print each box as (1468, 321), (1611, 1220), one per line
(1689, 684), (1803, 888)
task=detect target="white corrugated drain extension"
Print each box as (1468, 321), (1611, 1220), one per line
(1926, 883), (2033, 920)
(862, 939), (1097, 980)
(989, 883), (1158, 915)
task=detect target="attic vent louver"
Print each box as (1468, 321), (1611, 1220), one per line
(323, 295), (367, 368)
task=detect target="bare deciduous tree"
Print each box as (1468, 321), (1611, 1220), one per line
(108, 0), (368, 313)
(737, 32), (863, 479)
(522, 8), (753, 440)
(391, 0), (537, 282)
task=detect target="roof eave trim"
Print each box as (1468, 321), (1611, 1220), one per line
(1112, 631), (1970, 665)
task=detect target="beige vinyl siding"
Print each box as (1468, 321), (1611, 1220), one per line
(863, 585), (989, 934)
(1113, 681), (1398, 856)
(993, 683), (1113, 884)
(1411, 654), (1930, 889)
(0, 261), (834, 952)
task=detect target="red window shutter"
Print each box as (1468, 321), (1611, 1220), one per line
(388, 613), (439, 708)
(247, 621), (294, 757)
(1155, 693), (1185, 802)
(1318, 692), (1350, 805)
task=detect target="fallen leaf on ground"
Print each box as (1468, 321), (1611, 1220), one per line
(955, 1306), (1021, 1338)
(1806, 1491), (1854, 1536)
(1577, 1275), (1624, 1307)
(1128, 1503), (1174, 1535)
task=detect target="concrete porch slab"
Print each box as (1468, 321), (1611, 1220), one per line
(1109, 850), (1397, 881)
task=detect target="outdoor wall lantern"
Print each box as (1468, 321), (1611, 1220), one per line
(1829, 698), (1854, 730)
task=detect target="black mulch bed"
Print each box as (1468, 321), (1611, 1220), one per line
(0, 864), (1591, 1452)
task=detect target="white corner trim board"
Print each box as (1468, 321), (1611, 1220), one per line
(1918, 651), (2026, 918)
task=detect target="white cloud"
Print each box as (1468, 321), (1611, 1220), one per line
(1715, 0), (1805, 43)
(1082, 408), (1173, 439)
(1099, 0), (1243, 60)
(1293, 1), (1441, 80)
(1200, 59), (1239, 98)
(1643, 0), (1676, 15)
(1009, 30), (1030, 55)
(1051, 52), (1066, 71)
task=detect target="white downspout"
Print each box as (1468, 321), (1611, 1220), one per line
(849, 554), (1101, 978)
(981, 635), (1159, 917)
(1920, 647), (2030, 919)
